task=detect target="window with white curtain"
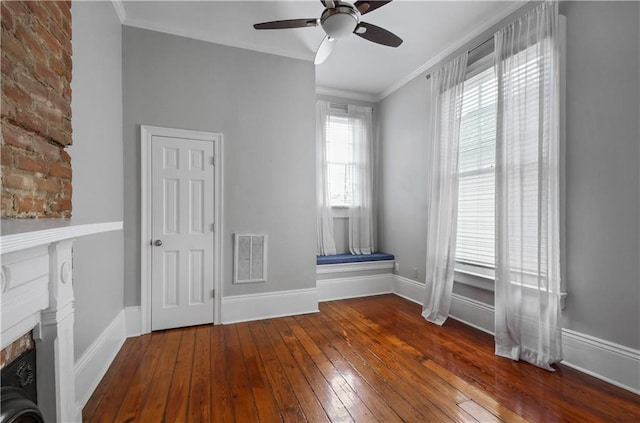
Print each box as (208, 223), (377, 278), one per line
(320, 102), (375, 255)
(455, 34), (564, 288)
(455, 57), (497, 276)
(500, 45), (555, 282)
(325, 112), (362, 207)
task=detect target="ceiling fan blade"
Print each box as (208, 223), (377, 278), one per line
(254, 18), (318, 30)
(354, 22), (402, 47)
(353, 1), (392, 15)
(315, 36), (336, 64)
(321, 0), (336, 8)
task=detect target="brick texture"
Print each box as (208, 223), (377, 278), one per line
(0, 332), (34, 370)
(1, 0), (72, 218)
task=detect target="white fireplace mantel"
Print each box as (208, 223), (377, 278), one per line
(1, 218), (123, 422)
(1, 218), (123, 255)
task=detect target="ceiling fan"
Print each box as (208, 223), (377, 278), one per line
(253, 0), (402, 64)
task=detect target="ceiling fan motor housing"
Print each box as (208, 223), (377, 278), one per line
(320, 3), (360, 39)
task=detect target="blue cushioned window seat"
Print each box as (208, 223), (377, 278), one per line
(316, 252), (395, 265)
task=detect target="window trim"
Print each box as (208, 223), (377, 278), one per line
(454, 266), (494, 292)
(331, 206), (349, 219)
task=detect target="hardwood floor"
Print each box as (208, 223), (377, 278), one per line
(83, 295), (640, 422)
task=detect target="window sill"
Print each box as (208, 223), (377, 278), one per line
(331, 206), (349, 219)
(454, 267), (568, 310)
(454, 268), (495, 292)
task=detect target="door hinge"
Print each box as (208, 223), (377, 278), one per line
(211, 155), (215, 166)
(211, 222), (215, 232)
(212, 289), (215, 298)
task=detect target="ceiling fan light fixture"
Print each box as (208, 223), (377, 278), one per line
(253, 0), (401, 64)
(320, 6), (359, 39)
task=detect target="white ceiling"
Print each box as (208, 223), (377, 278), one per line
(119, 1), (525, 102)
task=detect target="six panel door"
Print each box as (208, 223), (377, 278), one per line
(151, 136), (215, 330)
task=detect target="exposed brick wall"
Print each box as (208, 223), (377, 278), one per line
(1, 0), (72, 218)
(0, 332), (33, 371)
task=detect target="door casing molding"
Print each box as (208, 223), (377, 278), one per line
(140, 125), (223, 333)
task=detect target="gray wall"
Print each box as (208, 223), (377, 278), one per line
(122, 27), (317, 304)
(377, 75), (430, 283)
(377, 1), (640, 350)
(70, 1), (124, 358)
(561, 1), (639, 347)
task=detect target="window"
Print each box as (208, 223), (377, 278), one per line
(455, 61), (497, 272)
(325, 113), (363, 207)
(317, 100), (375, 255)
(500, 46), (554, 281)
(455, 35), (564, 288)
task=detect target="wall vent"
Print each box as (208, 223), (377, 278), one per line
(234, 234), (267, 283)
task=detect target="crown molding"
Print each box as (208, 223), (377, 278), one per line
(111, 0), (126, 24)
(316, 86), (378, 104)
(376, 1), (526, 102)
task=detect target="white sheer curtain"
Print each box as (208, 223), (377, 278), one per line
(347, 105), (375, 255)
(494, 1), (563, 370)
(423, 52), (468, 325)
(316, 100), (337, 256)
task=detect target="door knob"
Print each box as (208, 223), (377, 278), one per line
(153, 240), (163, 246)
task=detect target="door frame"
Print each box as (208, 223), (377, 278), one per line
(140, 125), (223, 334)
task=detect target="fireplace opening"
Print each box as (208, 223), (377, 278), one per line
(0, 387), (44, 423)
(1, 344), (44, 423)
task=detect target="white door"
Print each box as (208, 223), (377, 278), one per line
(151, 135), (215, 330)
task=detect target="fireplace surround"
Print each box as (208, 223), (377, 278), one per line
(0, 219), (121, 422)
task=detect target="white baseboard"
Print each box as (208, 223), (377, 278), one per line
(74, 309), (127, 411)
(561, 329), (640, 394)
(391, 275), (640, 394)
(124, 306), (142, 337)
(392, 274), (424, 305)
(392, 275), (495, 333)
(318, 274), (393, 302)
(221, 288), (319, 324)
(449, 293), (495, 334)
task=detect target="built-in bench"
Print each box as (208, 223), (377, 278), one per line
(316, 252), (395, 302)
(316, 252), (395, 266)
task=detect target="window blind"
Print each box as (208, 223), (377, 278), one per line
(455, 43), (554, 277)
(326, 114), (363, 206)
(455, 65), (497, 268)
(498, 45), (554, 280)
